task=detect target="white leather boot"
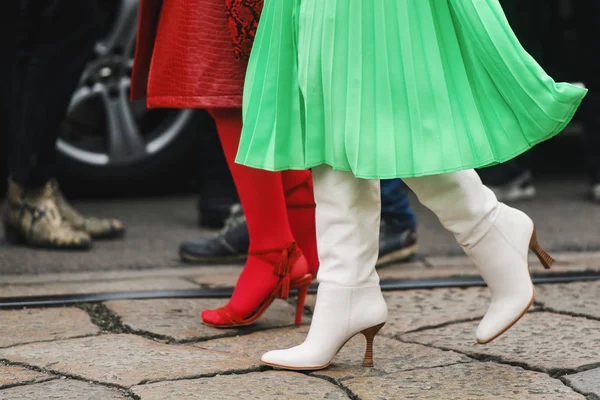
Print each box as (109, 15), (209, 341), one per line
(261, 166), (388, 370)
(403, 170), (552, 344)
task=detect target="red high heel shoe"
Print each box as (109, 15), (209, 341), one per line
(202, 242), (313, 328)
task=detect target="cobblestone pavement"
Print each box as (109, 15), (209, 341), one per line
(0, 254), (599, 399)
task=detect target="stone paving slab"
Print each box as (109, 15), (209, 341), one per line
(383, 287), (489, 335)
(536, 281), (600, 319)
(0, 365), (53, 388)
(402, 312), (600, 373)
(343, 362), (585, 400)
(0, 277), (199, 297)
(0, 334), (258, 388)
(0, 308), (99, 348)
(105, 298), (306, 341)
(196, 326), (471, 380)
(303, 286), (491, 333)
(132, 371), (350, 399)
(562, 367), (600, 399)
(0, 379), (130, 399)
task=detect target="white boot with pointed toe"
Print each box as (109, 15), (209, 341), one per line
(403, 170), (553, 344)
(261, 166), (388, 371)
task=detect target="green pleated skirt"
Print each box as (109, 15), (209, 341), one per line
(236, 0), (587, 179)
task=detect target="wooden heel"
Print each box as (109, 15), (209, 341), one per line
(529, 228), (554, 270)
(361, 322), (385, 367)
(294, 275), (313, 326)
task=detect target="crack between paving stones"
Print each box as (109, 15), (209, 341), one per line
(175, 323), (312, 345)
(0, 332), (104, 350)
(388, 316), (483, 336)
(77, 303), (129, 333)
(79, 302), (309, 345)
(136, 366), (265, 386)
(0, 376), (58, 391)
(534, 303), (600, 322)
(559, 376), (600, 400)
(386, 308), (545, 338)
(308, 374), (361, 400)
(77, 303), (187, 344)
(395, 337), (598, 378)
(309, 361), (474, 385)
(0, 358), (138, 396)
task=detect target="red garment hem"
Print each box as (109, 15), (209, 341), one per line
(146, 95), (243, 109)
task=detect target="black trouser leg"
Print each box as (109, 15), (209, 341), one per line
(6, 0), (99, 188)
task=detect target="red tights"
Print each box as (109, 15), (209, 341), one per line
(201, 108), (318, 323)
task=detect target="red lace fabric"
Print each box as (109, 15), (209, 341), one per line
(225, 0), (264, 60)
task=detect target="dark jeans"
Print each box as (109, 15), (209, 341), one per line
(1, 0), (99, 188)
(380, 179), (416, 231)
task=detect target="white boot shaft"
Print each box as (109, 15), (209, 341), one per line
(314, 167), (381, 287)
(261, 166), (388, 370)
(404, 170), (548, 343)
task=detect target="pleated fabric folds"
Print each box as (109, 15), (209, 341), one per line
(236, 0), (587, 179)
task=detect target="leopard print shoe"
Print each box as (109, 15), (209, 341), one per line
(50, 180), (125, 240)
(2, 181), (92, 250)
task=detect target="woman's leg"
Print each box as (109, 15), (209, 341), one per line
(403, 169), (552, 343)
(261, 165), (387, 370)
(201, 108), (310, 326)
(281, 170), (319, 275)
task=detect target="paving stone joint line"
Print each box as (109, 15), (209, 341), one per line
(534, 303), (600, 322)
(0, 332), (104, 351)
(0, 375), (57, 391)
(80, 301), (313, 346)
(135, 366), (266, 386)
(388, 316), (483, 337)
(0, 358), (139, 395)
(77, 303), (129, 333)
(558, 376), (600, 400)
(396, 336), (600, 378)
(309, 372), (360, 400)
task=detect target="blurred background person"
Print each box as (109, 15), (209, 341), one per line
(1, 0), (124, 249)
(180, 178), (419, 267)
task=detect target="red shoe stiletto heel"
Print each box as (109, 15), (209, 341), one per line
(202, 243), (313, 328)
(293, 274), (313, 325)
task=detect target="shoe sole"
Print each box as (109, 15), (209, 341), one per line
(261, 360), (332, 371)
(179, 251), (248, 264)
(376, 244), (418, 267)
(476, 286), (535, 345)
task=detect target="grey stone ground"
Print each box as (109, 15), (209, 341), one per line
(0, 178), (600, 399)
(0, 256), (598, 399)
